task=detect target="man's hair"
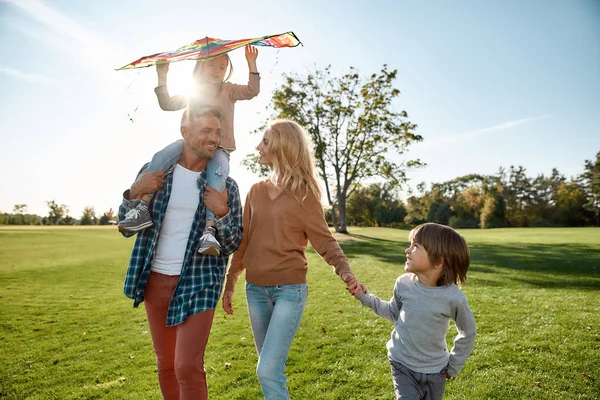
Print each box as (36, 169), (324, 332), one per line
(408, 223), (470, 286)
(180, 105), (221, 128)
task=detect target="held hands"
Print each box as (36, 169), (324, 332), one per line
(130, 170), (165, 200)
(222, 290), (234, 314)
(341, 272), (367, 296)
(203, 187), (229, 219)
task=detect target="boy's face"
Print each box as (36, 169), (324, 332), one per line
(404, 241), (434, 273)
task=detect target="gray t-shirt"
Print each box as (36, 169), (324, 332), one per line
(356, 273), (476, 377)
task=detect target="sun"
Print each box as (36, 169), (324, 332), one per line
(165, 62), (196, 96)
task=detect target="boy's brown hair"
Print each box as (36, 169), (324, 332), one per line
(408, 223), (470, 286)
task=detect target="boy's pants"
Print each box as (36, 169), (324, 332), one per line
(390, 359), (447, 400)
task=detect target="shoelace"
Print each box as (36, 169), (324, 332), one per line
(124, 205), (147, 220)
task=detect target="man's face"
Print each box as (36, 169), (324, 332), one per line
(182, 114), (221, 159)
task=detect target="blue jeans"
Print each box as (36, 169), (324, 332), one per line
(147, 141), (230, 224)
(246, 282), (308, 400)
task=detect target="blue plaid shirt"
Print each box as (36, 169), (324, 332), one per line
(118, 163), (243, 326)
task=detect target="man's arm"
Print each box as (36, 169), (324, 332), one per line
(204, 179), (243, 256)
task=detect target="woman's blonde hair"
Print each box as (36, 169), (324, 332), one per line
(192, 54), (233, 84)
(266, 119), (322, 205)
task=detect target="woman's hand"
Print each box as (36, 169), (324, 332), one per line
(222, 290), (235, 314)
(341, 272), (367, 296)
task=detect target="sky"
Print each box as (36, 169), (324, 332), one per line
(0, 0), (598, 218)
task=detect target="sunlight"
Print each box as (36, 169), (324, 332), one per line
(164, 61), (196, 96)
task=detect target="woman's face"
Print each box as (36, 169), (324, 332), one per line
(197, 55), (228, 85)
(257, 129), (273, 166)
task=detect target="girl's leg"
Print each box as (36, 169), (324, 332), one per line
(251, 284), (308, 400)
(389, 359), (422, 400)
(174, 308), (215, 400)
(144, 272), (181, 400)
(198, 148), (230, 255)
(118, 140), (184, 232)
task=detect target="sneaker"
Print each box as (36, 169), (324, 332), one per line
(198, 228), (221, 256)
(118, 201), (153, 233)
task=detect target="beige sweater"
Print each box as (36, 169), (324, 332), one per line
(154, 73), (260, 150)
(225, 181), (352, 292)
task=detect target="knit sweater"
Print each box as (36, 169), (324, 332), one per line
(154, 73), (260, 151)
(225, 180), (352, 291)
(356, 273), (476, 377)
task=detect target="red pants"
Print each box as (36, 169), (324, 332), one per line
(144, 272), (215, 400)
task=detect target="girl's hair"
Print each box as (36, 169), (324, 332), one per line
(192, 54), (233, 84)
(266, 119), (322, 205)
(408, 223), (470, 287)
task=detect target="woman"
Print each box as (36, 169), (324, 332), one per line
(222, 119), (363, 399)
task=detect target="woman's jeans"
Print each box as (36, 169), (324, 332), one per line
(148, 140), (230, 224)
(245, 282), (308, 400)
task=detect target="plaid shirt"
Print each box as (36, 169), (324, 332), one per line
(118, 163), (243, 326)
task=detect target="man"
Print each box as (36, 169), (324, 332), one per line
(118, 106), (243, 400)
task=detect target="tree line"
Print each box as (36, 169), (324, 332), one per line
(338, 152), (600, 229)
(0, 202), (116, 226)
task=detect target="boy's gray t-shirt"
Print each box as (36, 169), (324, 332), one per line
(356, 273), (476, 377)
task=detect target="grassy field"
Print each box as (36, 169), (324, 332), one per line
(1, 226), (599, 399)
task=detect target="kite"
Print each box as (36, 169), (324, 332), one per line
(117, 31), (301, 70)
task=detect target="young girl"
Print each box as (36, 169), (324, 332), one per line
(222, 119), (364, 399)
(354, 223), (477, 400)
(118, 45), (260, 256)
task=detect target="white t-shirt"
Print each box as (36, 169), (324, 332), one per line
(151, 164), (201, 276)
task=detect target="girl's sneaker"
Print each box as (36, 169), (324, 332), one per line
(118, 201), (152, 232)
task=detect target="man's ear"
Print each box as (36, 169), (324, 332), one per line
(180, 125), (186, 139)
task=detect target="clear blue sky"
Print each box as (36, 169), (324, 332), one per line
(1, 0), (598, 217)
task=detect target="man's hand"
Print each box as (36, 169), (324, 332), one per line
(222, 290), (234, 314)
(204, 187), (229, 219)
(130, 170), (165, 200)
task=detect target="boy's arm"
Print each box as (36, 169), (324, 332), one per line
(355, 287), (401, 323)
(447, 299), (477, 377)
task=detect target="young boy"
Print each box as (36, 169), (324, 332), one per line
(354, 223), (476, 400)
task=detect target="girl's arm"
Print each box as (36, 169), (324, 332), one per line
(229, 45), (260, 101)
(155, 62), (188, 111)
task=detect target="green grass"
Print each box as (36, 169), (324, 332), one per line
(1, 226), (599, 399)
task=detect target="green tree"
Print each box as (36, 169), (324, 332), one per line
(247, 65), (423, 233)
(13, 204), (27, 214)
(80, 206), (97, 225)
(579, 151), (600, 226)
(46, 200), (69, 225)
(99, 208), (116, 225)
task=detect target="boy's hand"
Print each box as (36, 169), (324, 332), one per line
(341, 273), (366, 296)
(156, 62), (170, 76)
(222, 290), (234, 314)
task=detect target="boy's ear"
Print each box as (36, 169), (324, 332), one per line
(434, 258), (444, 270)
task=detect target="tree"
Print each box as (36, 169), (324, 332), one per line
(46, 200), (69, 225)
(13, 204), (27, 214)
(99, 208), (116, 225)
(580, 151), (600, 226)
(247, 65), (423, 232)
(80, 206), (97, 225)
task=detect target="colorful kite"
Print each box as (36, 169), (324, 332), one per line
(117, 31), (301, 70)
